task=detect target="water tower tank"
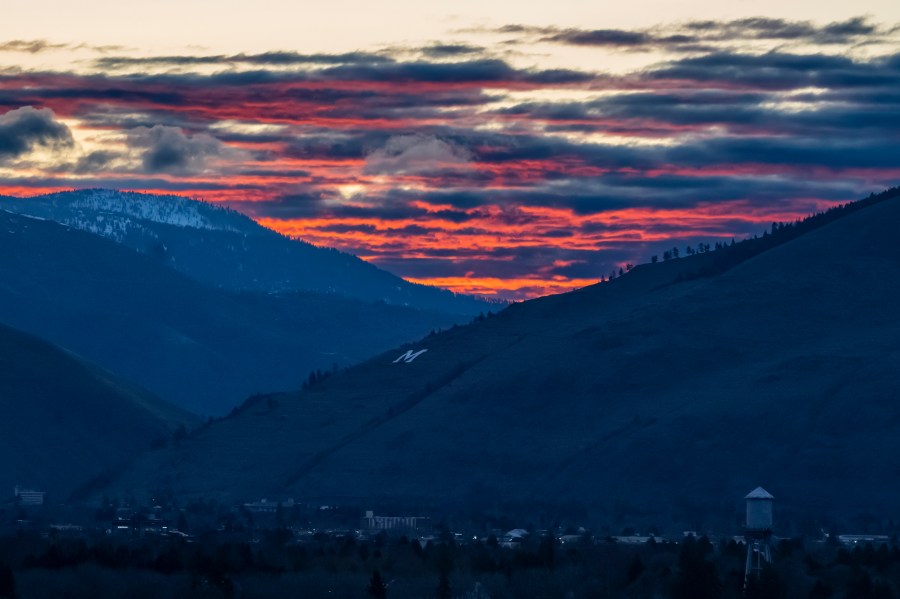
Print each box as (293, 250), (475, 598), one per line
(745, 487), (774, 532)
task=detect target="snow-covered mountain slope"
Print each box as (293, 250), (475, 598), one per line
(0, 189), (495, 314)
(0, 188), (257, 238)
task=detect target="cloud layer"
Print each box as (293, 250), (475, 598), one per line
(364, 134), (473, 175)
(127, 125), (233, 174)
(0, 17), (898, 298)
(0, 106), (72, 160)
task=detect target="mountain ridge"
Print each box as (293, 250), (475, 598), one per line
(0, 189), (497, 312)
(0, 208), (470, 414)
(0, 188), (257, 233)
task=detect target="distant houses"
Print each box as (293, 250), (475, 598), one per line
(836, 534), (891, 547)
(242, 498), (295, 514)
(611, 534), (662, 545)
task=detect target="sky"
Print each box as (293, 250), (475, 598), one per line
(0, 1), (899, 299)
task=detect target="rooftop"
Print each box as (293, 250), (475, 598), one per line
(745, 487), (774, 500)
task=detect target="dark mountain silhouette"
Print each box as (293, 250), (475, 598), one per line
(0, 321), (196, 499)
(0, 189), (493, 314)
(99, 187), (900, 524)
(0, 209), (468, 415)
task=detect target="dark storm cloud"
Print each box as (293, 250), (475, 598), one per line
(282, 124), (482, 163)
(0, 175), (253, 192)
(69, 45), (899, 181)
(487, 47), (900, 143)
(317, 58), (591, 84)
(0, 106), (73, 160)
(422, 44), (485, 58)
(5, 58), (589, 123)
(485, 16), (893, 52)
(0, 39), (69, 53)
(70, 108), (201, 135)
(94, 51), (394, 70)
(283, 133), (377, 160)
(126, 125), (233, 173)
(2, 86), (187, 105)
(470, 133), (661, 169)
(498, 91), (778, 133)
(542, 29), (651, 47)
(244, 170), (861, 225)
(683, 16), (880, 44)
(256, 77), (899, 179)
(646, 51), (900, 90)
(500, 85), (900, 137)
(316, 223), (379, 234)
(0, 39), (126, 54)
(666, 137), (900, 169)
(72, 150), (118, 174)
(309, 89), (490, 123)
(243, 51), (394, 66)
(390, 174), (858, 215)
(363, 134), (473, 175)
(91, 54), (593, 86)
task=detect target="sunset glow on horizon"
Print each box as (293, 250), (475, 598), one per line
(1, 2), (898, 298)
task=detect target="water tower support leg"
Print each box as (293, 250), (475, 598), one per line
(744, 542), (754, 590)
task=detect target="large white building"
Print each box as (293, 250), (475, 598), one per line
(362, 510), (431, 533)
(14, 486), (45, 506)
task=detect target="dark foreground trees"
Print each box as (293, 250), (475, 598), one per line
(368, 569), (387, 599)
(0, 561), (13, 599)
(5, 524), (900, 598)
(671, 536), (721, 599)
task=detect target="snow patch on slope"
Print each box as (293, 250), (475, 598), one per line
(0, 189), (257, 243)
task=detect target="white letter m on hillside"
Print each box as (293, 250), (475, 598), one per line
(393, 349), (427, 363)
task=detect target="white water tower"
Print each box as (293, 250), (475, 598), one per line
(745, 487), (774, 533)
(744, 487), (774, 588)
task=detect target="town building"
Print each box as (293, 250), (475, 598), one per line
(14, 486), (45, 506)
(362, 510), (431, 533)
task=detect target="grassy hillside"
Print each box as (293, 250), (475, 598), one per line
(102, 188), (900, 525)
(0, 322), (197, 499)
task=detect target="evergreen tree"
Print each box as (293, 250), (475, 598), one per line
(845, 566), (874, 599)
(436, 569), (451, 599)
(539, 534), (556, 570)
(671, 536), (721, 599)
(873, 581), (895, 599)
(808, 579), (832, 599)
(0, 561), (13, 599)
(368, 570), (387, 599)
(745, 564), (785, 599)
(625, 554), (644, 585)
